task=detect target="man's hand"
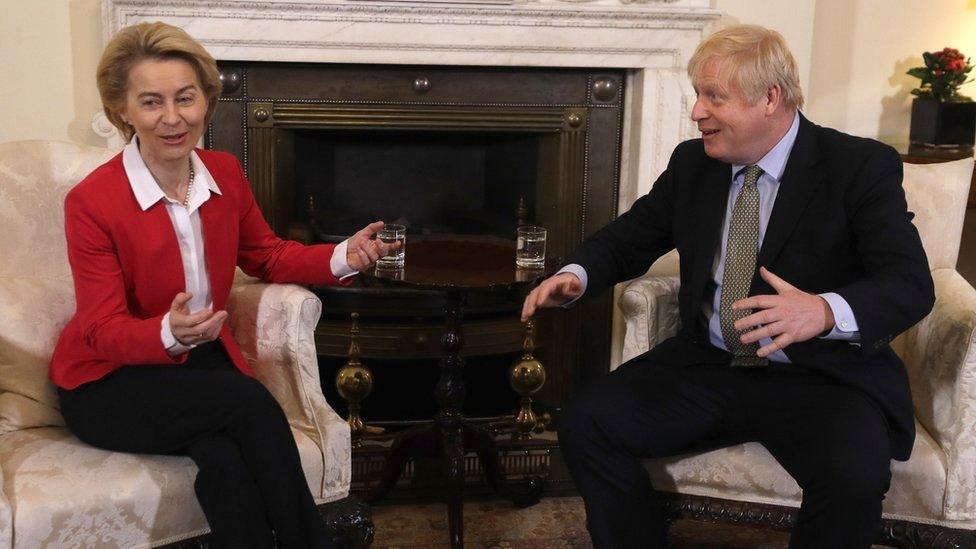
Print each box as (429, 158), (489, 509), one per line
(346, 221), (401, 272)
(732, 267), (835, 358)
(521, 272), (583, 321)
(169, 292), (228, 347)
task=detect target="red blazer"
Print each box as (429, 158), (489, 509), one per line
(51, 149), (344, 389)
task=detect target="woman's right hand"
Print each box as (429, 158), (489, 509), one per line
(169, 292), (229, 346)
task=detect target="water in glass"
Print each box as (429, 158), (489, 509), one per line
(516, 226), (546, 268)
(377, 224), (406, 268)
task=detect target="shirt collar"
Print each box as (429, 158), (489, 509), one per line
(731, 110), (801, 183)
(123, 137), (222, 212)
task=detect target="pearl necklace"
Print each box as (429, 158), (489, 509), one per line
(182, 159), (195, 209)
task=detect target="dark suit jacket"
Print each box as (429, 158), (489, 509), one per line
(568, 115), (935, 460)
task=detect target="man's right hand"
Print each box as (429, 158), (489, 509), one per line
(521, 272), (583, 321)
(169, 292), (228, 347)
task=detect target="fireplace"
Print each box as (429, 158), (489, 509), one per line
(208, 61), (624, 420)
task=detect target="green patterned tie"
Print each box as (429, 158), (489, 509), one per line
(720, 165), (766, 367)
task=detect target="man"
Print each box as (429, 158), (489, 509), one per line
(522, 25), (935, 548)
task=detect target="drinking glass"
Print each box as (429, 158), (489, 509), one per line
(376, 224), (406, 268)
(516, 226), (546, 268)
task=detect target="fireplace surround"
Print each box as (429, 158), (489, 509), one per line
(205, 61), (624, 420)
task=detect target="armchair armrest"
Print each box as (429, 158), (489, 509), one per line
(900, 268), (976, 520)
(617, 276), (681, 363)
(227, 271), (351, 501)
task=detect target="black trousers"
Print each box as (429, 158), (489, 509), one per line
(558, 356), (892, 549)
(58, 342), (331, 549)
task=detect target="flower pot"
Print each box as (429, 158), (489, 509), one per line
(910, 97), (976, 147)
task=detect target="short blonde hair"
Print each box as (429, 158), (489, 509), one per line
(688, 24), (804, 111)
(97, 22), (222, 142)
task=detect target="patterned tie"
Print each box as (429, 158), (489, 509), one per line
(720, 165), (766, 367)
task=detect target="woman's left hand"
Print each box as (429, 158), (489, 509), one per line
(346, 221), (401, 271)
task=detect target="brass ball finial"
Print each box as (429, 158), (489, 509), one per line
(336, 312), (374, 447)
(509, 319), (549, 439)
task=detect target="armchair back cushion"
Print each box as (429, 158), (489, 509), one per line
(0, 141), (116, 435)
(901, 158), (974, 271)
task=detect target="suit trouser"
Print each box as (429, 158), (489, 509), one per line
(558, 355), (892, 549)
(58, 342), (331, 549)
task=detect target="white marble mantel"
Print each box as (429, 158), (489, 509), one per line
(100, 0), (719, 211)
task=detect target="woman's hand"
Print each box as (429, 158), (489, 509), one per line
(169, 292), (228, 347)
(346, 221), (401, 271)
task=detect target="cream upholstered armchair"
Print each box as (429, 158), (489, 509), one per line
(0, 140), (369, 547)
(617, 157), (976, 548)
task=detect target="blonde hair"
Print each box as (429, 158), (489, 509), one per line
(97, 22), (222, 142)
(687, 24), (804, 110)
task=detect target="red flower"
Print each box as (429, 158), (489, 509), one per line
(909, 47), (972, 101)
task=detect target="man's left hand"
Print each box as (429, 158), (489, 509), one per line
(732, 266), (835, 358)
(346, 221), (401, 271)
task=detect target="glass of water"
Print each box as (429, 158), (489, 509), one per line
(516, 226), (546, 269)
(376, 223), (406, 268)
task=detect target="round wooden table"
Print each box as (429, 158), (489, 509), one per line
(363, 237), (551, 549)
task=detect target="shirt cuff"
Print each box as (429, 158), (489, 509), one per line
(161, 312), (194, 356)
(331, 239), (359, 280)
(556, 264), (588, 308)
(818, 292), (860, 342)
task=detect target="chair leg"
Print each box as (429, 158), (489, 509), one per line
(320, 496), (375, 548)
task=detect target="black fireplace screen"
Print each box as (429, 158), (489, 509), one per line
(291, 129), (539, 241)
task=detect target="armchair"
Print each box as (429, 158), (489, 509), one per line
(0, 140), (370, 547)
(618, 157), (976, 548)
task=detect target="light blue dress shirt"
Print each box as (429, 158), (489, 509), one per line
(560, 111), (860, 363)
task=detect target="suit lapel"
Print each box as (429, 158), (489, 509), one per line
(688, 159), (733, 316)
(755, 115), (824, 275)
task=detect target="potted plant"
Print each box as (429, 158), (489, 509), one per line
(907, 47), (975, 147)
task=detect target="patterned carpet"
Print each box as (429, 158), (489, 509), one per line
(371, 496), (803, 548)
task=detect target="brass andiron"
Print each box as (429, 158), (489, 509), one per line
(335, 312), (374, 447)
(509, 319), (549, 439)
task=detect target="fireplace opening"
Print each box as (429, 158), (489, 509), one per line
(291, 129), (539, 241)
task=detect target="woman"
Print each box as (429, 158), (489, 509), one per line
(50, 22), (394, 548)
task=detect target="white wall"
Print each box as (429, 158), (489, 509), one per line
(806, 0), (976, 143)
(0, 0), (103, 147)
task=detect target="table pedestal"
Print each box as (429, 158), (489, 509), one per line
(366, 288), (544, 548)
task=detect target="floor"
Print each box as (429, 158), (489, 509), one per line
(369, 496), (888, 548)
